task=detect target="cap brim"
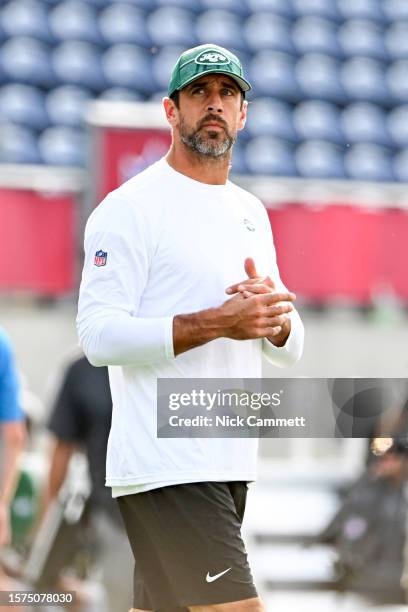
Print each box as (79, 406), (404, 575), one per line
(171, 71), (251, 96)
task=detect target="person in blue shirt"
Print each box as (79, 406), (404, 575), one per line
(0, 327), (26, 548)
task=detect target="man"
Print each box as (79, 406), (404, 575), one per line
(38, 353), (133, 610)
(0, 327), (26, 549)
(77, 43), (304, 612)
(0, 327), (25, 612)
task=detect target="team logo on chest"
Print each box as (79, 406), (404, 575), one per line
(243, 218), (255, 232)
(94, 250), (108, 266)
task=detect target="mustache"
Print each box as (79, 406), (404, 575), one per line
(197, 114), (228, 131)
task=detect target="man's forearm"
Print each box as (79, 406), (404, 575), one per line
(173, 308), (226, 356)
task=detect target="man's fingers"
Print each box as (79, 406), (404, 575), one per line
(244, 257), (258, 279)
(257, 291), (296, 304)
(226, 276), (275, 294)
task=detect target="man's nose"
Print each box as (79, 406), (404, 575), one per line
(206, 91), (223, 113)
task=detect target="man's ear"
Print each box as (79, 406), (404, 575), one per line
(237, 99), (248, 132)
(163, 97), (178, 128)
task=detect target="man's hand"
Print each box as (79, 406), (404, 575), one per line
(225, 258), (296, 346)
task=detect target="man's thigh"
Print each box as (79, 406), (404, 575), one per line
(118, 481), (258, 611)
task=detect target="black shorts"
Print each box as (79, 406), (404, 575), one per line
(117, 481), (258, 611)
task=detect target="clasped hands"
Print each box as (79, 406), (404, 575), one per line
(223, 257), (296, 346)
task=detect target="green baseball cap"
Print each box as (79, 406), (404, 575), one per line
(168, 43), (252, 97)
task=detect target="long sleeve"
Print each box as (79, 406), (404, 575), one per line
(76, 196), (174, 367)
(260, 206), (304, 368)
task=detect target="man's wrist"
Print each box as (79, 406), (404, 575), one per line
(267, 318), (291, 347)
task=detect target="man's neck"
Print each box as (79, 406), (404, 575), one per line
(165, 144), (231, 186)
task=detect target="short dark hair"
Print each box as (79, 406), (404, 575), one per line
(170, 89), (245, 110)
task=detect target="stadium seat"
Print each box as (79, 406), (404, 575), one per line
(0, 123), (41, 163)
(99, 4), (152, 47)
(295, 140), (346, 178)
(393, 148), (408, 181)
(341, 57), (390, 106)
(292, 16), (341, 58)
(292, 0), (340, 21)
(102, 44), (155, 95)
(341, 103), (393, 148)
(230, 140), (248, 174)
(0, 37), (56, 88)
(155, 0), (202, 12)
(52, 41), (106, 92)
(383, 0), (408, 22)
(46, 85), (92, 127)
(38, 126), (86, 166)
(244, 13), (295, 54)
(293, 100), (344, 145)
(201, 0), (248, 16)
(0, 0), (53, 43)
(296, 53), (347, 104)
(100, 88), (144, 102)
(246, 98), (298, 143)
(244, 136), (297, 176)
(196, 10), (247, 52)
(49, 1), (102, 45)
(344, 143), (395, 181)
(337, 0), (385, 22)
(147, 7), (196, 48)
(0, 83), (49, 130)
(250, 51), (300, 102)
(388, 105), (408, 147)
(246, 0), (294, 19)
(385, 23), (408, 60)
(151, 46), (185, 92)
(338, 19), (388, 62)
(387, 60), (408, 103)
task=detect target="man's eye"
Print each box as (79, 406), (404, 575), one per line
(192, 88), (205, 94)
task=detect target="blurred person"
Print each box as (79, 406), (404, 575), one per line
(77, 43), (304, 612)
(37, 353), (133, 611)
(0, 326), (26, 611)
(316, 439), (408, 605)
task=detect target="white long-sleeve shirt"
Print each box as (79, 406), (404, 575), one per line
(77, 158), (304, 493)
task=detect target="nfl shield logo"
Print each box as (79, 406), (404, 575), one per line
(94, 250), (107, 267)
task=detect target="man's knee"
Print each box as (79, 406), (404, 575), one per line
(189, 596), (265, 611)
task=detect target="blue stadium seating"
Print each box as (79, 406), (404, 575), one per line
(337, 0), (385, 23)
(100, 87), (144, 102)
(99, 4), (152, 47)
(246, 98), (298, 143)
(101, 44), (154, 95)
(250, 51), (300, 102)
(46, 85), (92, 127)
(345, 143), (395, 181)
(0, 37), (56, 87)
(244, 13), (295, 55)
(147, 7), (196, 48)
(385, 24), (408, 60)
(196, 10), (247, 52)
(338, 19), (388, 62)
(292, 0), (340, 22)
(293, 100), (344, 145)
(341, 103), (393, 148)
(231, 140), (249, 174)
(295, 140), (346, 178)
(0, 123), (41, 163)
(296, 53), (347, 104)
(53, 41), (105, 91)
(0, 83), (49, 130)
(151, 46), (185, 92)
(201, 0), (249, 17)
(0, 0), (53, 43)
(383, 0), (408, 22)
(38, 125), (86, 166)
(48, 1), (103, 45)
(393, 149), (408, 181)
(292, 16), (341, 58)
(341, 57), (390, 105)
(246, 0), (294, 19)
(245, 137), (297, 176)
(387, 60), (408, 104)
(388, 105), (408, 147)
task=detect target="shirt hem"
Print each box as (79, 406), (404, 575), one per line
(106, 470), (257, 487)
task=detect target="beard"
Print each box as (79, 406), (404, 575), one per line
(179, 114), (236, 159)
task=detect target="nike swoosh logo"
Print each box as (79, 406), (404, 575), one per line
(206, 568), (231, 583)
